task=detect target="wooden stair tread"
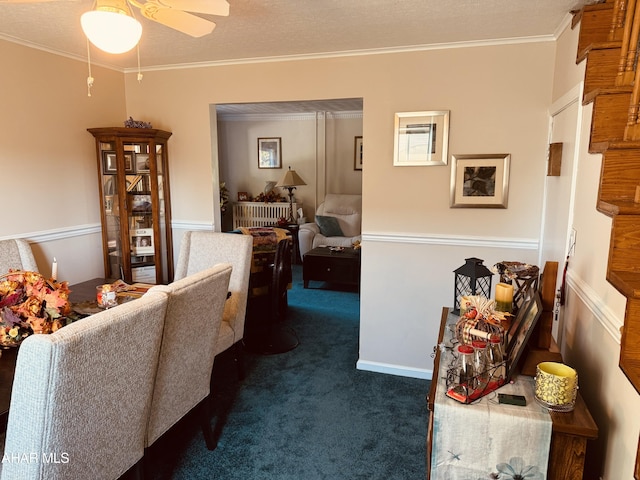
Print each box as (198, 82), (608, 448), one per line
(598, 200), (640, 216)
(578, 41), (622, 63)
(583, 85), (633, 105)
(581, 41), (623, 53)
(607, 270), (640, 299)
(599, 140), (640, 150)
(574, 1), (615, 26)
(576, 2), (618, 62)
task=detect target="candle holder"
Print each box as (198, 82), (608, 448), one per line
(453, 257), (493, 314)
(493, 261), (539, 314)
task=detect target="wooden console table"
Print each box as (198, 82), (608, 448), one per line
(426, 307), (598, 480)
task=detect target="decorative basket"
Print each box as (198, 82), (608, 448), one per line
(455, 315), (505, 345)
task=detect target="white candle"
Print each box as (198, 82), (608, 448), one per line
(52, 257), (58, 280)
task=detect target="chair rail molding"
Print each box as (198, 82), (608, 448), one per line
(170, 220), (214, 231)
(362, 232), (538, 250)
(0, 223), (102, 244)
(566, 268), (624, 344)
(2, 220), (215, 245)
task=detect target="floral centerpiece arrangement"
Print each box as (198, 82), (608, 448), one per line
(253, 190), (285, 203)
(0, 270), (75, 347)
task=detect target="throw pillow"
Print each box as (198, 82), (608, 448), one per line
(315, 215), (344, 237)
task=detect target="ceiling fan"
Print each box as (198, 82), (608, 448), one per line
(0, 0), (230, 39)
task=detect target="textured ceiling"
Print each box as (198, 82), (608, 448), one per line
(0, 0), (598, 71)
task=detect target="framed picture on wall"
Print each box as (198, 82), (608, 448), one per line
(258, 137), (282, 169)
(393, 110), (449, 166)
(450, 153), (511, 208)
(354, 136), (363, 170)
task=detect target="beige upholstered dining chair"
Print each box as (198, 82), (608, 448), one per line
(0, 238), (38, 273)
(145, 264), (232, 451)
(174, 231), (252, 377)
(1, 289), (169, 480)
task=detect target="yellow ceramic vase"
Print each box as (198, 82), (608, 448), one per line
(534, 361), (578, 412)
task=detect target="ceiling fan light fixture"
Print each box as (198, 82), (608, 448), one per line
(81, 1), (143, 54)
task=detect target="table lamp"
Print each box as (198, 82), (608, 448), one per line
(276, 167), (306, 224)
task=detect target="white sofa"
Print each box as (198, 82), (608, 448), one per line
(298, 194), (362, 257)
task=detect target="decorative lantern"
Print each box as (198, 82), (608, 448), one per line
(453, 257), (493, 314)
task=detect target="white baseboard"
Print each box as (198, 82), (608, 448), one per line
(356, 359), (433, 380)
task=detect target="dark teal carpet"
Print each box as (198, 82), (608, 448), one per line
(145, 266), (429, 479)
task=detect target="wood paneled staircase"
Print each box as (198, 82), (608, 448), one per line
(576, 0), (640, 398)
(576, 2), (640, 475)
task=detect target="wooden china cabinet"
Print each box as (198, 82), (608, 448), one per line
(88, 127), (174, 285)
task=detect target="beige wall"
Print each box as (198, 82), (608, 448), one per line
(123, 41), (554, 378)
(0, 40), (126, 283)
(125, 45), (553, 240)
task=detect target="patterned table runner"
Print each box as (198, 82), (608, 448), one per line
(431, 312), (552, 479)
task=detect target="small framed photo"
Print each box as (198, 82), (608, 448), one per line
(124, 152), (135, 174)
(393, 111), (449, 166)
(238, 192), (249, 201)
(354, 136), (363, 171)
(258, 137), (282, 169)
(450, 153), (511, 208)
(136, 153), (150, 173)
(131, 194), (152, 213)
(102, 151), (117, 174)
(131, 228), (154, 255)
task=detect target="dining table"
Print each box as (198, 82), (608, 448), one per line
(0, 277), (118, 432)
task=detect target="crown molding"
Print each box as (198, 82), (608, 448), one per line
(125, 34), (555, 74)
(0, 31), (555, 74)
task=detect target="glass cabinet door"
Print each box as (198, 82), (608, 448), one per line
(125, 141), (157, 284)
(155, 142), (171, 284)
(98, 142), (124, 279)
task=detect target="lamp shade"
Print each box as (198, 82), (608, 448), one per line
(276, 168), (307, 188)
(81, 0), (142, 54)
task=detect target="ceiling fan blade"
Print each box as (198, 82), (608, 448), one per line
(154, 0), (229, 16)
(140, 5), (215, 37)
